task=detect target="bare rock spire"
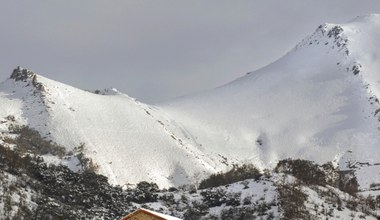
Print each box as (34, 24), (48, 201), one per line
(10, 66), (36, 81)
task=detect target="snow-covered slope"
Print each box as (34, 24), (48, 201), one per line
(0, 68), (220, 188)
(1, 14), (380, 190)
(160, 14), (380, 180)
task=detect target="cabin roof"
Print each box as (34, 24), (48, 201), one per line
(121, 208), (182, 220)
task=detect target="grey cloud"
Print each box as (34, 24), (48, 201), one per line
(1, 0), (380, 103)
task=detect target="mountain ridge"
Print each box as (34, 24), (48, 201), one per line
(158, 14), (380, 188)
(1, 14), (380, 190)
(0, 68), (221, 187)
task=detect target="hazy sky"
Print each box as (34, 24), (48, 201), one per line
(1, 1), (380, 103)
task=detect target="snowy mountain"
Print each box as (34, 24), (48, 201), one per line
(0, 67), (221, 188)
(1, 14), (380, 192)
(159, 14), (380, 189)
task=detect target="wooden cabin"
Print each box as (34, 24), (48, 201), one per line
(121, 208), (182, 220)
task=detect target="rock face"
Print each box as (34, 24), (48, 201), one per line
(9, 66), (45, 91)
(10, 66), (35, 81)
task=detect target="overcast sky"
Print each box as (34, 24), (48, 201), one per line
(1, 1), (380, 103)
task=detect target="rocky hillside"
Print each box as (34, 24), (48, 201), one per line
(0, 136), (379, 219)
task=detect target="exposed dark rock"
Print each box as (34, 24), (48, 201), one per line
(10, 66), (35, 81)
(352, 64), (362, 75)
(327, 26), (344, 39)
(10, 67), (46, 92)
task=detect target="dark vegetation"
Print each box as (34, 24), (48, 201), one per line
(1, 120), (379, 219)
(0, 141), (278, 220)
(275, 159), (328, 186)
(200, 189), (241, 207)
(276, 181), (309, 220)
(9, 124), (66, 158)
(183, 190), (276, 220)
(274, 159), (380, 219)
(7, 125), (99, 173)
(274, 159), (359, 195)
(0, 129), (279, 220)
(191, 164), (276, 219)
(199, 164), (262, 189)
(131, 181), (160, 203)
(0, 144), (134, 219)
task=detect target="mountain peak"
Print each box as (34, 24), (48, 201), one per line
(293, 23), (348, 56)
(10, 66), (45, 92)
(296, 13), (380, 54)
(10, 66), (37, 82)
